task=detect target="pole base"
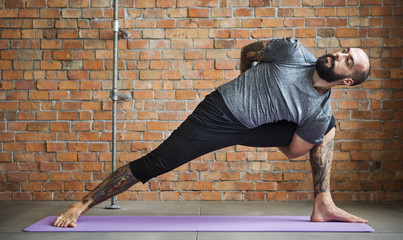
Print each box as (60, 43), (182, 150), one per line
(105, 204), (121, 210)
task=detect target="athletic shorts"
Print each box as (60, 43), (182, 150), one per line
(130, 90), (336, 183)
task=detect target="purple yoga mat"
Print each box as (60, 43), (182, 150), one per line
(24, 216), (375, 232)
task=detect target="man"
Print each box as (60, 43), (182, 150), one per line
(54, 38), (371, 228)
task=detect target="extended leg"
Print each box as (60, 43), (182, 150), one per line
(53, 91), (244, 228)
(53, 164), (139, 228)
(309, 128), (367, 223)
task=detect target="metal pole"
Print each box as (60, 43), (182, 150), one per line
(105, 0), (121, 210)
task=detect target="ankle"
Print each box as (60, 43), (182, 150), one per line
(71, 199), (91, 211)
(314, 191), (331, 201)
(314, 192), (335, 209)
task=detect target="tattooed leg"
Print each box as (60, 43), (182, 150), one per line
(309, 128), (367, 223)
(85, 164), (139, 207)
(53, 164), (139, 228)
(309, 128), (333, 197)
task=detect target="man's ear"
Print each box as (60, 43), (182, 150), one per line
(342, 78), (354, 86)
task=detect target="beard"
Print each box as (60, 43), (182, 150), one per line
(315, 54), (347, 83)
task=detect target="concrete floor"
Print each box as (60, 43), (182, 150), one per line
(0, 200), (402, 240)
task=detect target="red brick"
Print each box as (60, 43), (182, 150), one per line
(5, 0), (24, 7)
(43, 182), (62, 191)
(267, 192), (287, 201)
(371, 6), (393, 16)
(201, 191), (221, 200)
(46, 142), (67, 152)
(0, 153), (13, 163)
(55, 152), (77, 162)
(39, 162), (59, 172)
(64, 182), (84, 191)
(189, 8), (209, 18)
(135, 0), (155, 8)
(89, 143), (109, 152)
(7, 172), (27, 182)
(29, 172), (48, 181)
(223, 192), (243, 201)
(336, 28), (358, 37)
(3, 71), (23, 80)
(325, 0), (345, 5)
(295, 28), (316, 38)
(0, 9), (18, 18)
(288, 192), (310, 201)
(277, 0), (297, 5)
(12, 192), (31, 201)
(1, 29), (22, 39)
(21, 182), (41, 191)
(294, 8), (315, 17)
(48, 0), (67, 7)
(4, 143), (24, 152)
(193, 181), (213, 191)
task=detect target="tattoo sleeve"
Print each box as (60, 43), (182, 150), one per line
(82, 164), (139, 208)
(309, 133), (334, 197)
(240, 41), (269, 73)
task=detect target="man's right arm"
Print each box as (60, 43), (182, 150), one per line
(240, 41), (271, 73)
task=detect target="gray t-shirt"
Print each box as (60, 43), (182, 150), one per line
(218, 38), (332, 145)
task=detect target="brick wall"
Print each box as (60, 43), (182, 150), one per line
(0, 0), (402, 201)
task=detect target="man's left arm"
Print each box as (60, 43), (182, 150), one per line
(240, 41), (271, 73)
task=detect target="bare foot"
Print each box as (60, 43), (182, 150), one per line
(311, 192), (368, 223)
(53, 201), (89, 228)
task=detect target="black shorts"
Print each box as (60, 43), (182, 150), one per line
(130, 90), (336, 183)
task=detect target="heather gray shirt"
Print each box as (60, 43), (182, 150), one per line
(218, 38), (332, 145)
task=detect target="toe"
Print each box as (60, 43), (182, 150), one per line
(69, 221), (77, 228)
(360, 218), (368, 224)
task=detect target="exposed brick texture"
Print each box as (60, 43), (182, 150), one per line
(0, 0), (402, 201)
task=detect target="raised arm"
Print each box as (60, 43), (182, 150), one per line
(240, 41), (271, 73)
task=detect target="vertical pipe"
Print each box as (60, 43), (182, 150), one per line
(105, 0), (121, 209)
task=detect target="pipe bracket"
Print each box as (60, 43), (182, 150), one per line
(118, 27), (131, 39)
(113, 20), (119, 32)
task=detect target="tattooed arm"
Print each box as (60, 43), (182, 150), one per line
(240, 41), (271, 73)
(309, 128), (335, 197)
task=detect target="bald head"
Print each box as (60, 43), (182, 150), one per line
(346, 48), (371, 86)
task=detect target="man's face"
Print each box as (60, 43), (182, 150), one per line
(315, 48), (369, 83)
(315, 53), (346, 82)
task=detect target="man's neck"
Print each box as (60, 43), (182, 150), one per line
(312, 71), (331, 95)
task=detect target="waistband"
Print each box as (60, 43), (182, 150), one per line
(206, 90), (243, 124)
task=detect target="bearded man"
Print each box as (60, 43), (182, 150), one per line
(54, 38), (371, 228)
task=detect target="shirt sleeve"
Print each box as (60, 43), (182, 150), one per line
(296, 113), (331, 145)
(264, 38), (301, 63)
